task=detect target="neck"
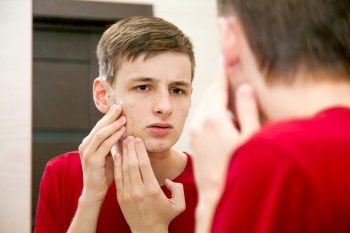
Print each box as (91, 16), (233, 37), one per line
(258, 76), (350, 121)
(148, 148), (187, 185)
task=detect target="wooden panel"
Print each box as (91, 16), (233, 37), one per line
(34, 30), (90, 60)
(33, 61), (90, 130)
(0, 0), (31, 233)
(33, 0), (153, 20)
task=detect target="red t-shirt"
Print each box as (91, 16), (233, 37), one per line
(212, 107), (350, 233)
(34, 151), (197, 233)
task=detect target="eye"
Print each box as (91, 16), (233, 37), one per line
(135, 85), (150, 91)
(171, 87), (185, 95)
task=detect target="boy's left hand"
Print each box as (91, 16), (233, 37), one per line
(114, 136), (186, 233)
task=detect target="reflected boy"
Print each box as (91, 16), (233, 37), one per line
(35, 16), (197, 233)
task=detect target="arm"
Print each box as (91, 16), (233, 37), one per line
(189, 67), (260, 233)
(114, 136), (185, 233)
(67, 104), (126, 233)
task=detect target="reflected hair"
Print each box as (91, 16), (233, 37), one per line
(96, 16), (195, 85)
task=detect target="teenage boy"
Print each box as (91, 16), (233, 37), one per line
(190, 0), (350, 232)
(35, 16), (197, 233)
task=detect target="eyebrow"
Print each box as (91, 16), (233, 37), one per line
(129, 77), (155, 83)
(129, 76), (192, 88)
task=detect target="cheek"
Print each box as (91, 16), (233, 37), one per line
(175, 102), (191, 127)
(179, 101), (191, 118)
(122, 102), (141, 134)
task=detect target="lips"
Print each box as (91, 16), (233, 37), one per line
(148, 123), (173, 129)
(146, 123), (173, 136)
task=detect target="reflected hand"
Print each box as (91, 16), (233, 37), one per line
(114, 136), (185, 233)
(79, 104), (126, 203)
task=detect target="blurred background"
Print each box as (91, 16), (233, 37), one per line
(0, 0), (219, 232)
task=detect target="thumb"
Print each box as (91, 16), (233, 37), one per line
(164, 179), (186, 213)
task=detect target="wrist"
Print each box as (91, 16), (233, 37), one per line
(80, 188), (106, 203)
(195, 201), (218, 233)
(131, 224), (168, 233)
(67, 193), (102, 233)
(198, 191), (221, 206)
(79, 191), (105, 210)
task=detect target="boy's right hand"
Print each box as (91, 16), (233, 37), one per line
(78, 104), (126, 203)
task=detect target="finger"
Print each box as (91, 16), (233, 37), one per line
(164, 179), (186, 213)
(85, 115), (126, 158)
(191, 65), (230, 130)
(127, 137), (143, 187)
(122, 138), (131, 192)
(79, 104), (123, 154)
(93, 126), (126, 162)
(90, 104), (123, 137)
(206, 61), (229, 108)
(114, 152), (123, 191)
(134, 138), (158, 186)
(235, 84), (260, 139)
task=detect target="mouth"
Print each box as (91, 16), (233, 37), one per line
(148, 123), (173, 128)
(146, 123), (173, 136)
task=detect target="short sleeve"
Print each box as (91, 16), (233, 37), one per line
(34, 161), (63, 233)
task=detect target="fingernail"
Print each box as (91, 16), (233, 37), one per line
(123, 138), (128, 145)
(115, 104), (121, 112)
(239, 84), (252, 97)
(111, 104), (117, 112)
(121, 131), (127, 140)
(135, 138), (142, 144)
(119, 116), (126, 123)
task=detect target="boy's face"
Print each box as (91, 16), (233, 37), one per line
(111, 52), (192, 153)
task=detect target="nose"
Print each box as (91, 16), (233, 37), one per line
(153, 91), (172, 117)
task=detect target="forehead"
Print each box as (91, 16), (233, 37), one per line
(115, 52), (192, 85)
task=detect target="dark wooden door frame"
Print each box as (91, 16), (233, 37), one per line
(33, 0), (153, 20)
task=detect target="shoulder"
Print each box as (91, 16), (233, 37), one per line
(245, 107), (350, 149)
(42, 151), (82, 182)
(46, 151), (81, 170)
(232, 138), (304, 178)
(224, 137), (311, 208)
(232, 108), (350, 169)
(39, 151), (83, 198)
(227, 120), (313, 187)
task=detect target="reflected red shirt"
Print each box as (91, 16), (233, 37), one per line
(35, 151), (197, 233)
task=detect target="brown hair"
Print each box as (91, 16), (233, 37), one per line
(218, 0), (350, 83)
(97, 16), (195, 85)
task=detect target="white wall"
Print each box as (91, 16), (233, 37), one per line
(82, 0), (221, 152)
(0, 1), (32, 232)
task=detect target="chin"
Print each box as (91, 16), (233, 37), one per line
(143, 137), (177, 153)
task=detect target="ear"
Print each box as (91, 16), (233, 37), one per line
(93, 77), (113, 114)
(218, 17), (241, 70)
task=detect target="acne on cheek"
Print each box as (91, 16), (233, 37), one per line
(121, 102), (138, 134)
